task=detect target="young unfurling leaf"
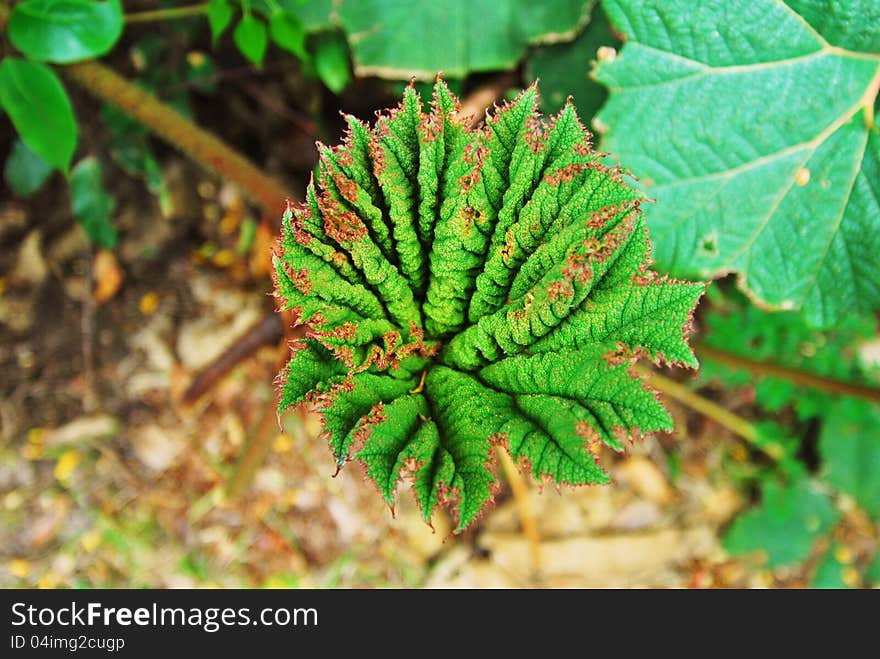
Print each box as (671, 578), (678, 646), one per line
(274, 79), (704, 531)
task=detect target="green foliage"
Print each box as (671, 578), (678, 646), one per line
(293, 0), (594, 79)
(868, 550), (880, 586)
(819, 399), (880, 517)
(269, 11), (307, 59)
(70, 157), (117, 249)
(273, 81), (703, 530)
(8, 0), (123, 63)
(208, 0), (235, 43)
(4, 139), (53, 197)
(527, 2), (617, 117)
(700, 288), (877, 420)
(595, 0), (880, 327)
(0, 58), (77, 173)
(207, 0), (313, 70)
(313, 32), (351, 93)
(810, 544), (852, 588)
(233, 13), (269, 67)
(724, 478), (838, 568)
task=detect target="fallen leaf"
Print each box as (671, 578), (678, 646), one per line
(54, 449), (81, 484)
(13, 230), (49, 286)
(93, 249), (123, 303)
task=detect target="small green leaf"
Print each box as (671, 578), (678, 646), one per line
(724, 478), (838, 568)
(9, 0), (123, 63)
(234, 14), (269, 67)
(4, 139), (53, 197)
(0, 58), (77, 173)
(819, 399), (880, 517)
(314, 32), (351, 93)
(208, 0), (235, 44)
(269, 11), (307, 59)
(70, 157), (117, 249)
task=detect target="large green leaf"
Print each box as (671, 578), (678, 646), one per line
(819, 398), (880, 517)
(595, 0), (880, 327)
(724, 478), (838, 568)
(9, 0), (123, 63)
(274, 81), (703, 530)
(0, 58), (77, 173)
(283, 0), (592, 79)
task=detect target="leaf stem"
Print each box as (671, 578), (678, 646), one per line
(639, 367), (759, 444)
(495, 445), (542, 575)
(61, 60), (292, 218)
(124, 3), (210, 23)
(694, 342), (880, 404)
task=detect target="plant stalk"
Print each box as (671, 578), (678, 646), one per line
(61, 60), (292, 218)
(695, 342), (880, 404)
(641, 368), (759, 443)
(125, 3), (210, 23)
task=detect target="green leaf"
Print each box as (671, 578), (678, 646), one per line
(234, 14), (269, 67)
(699, 287), (878, 420)
(330, 0), (593, 80)
(9, 0), (123, 63)
(811, 544), (854, 589)
(4, 139), (53, 197)
(595, 0), (880, 327)
(527, 2), (618, 117)
(818, 398), (880, 517)
(867, 549), (880, 586)
(269, 11), (307, 59)
(274, 80), (703, 530)
(724, 478), (838, 568)
(70, 157), (117, 249)
(208, 0), (235, 43)
(314, 32), (351, 93)
(0, 58), (77, 173)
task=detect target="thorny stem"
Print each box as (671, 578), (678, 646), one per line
(61, 61), (292, 218)
(694, 342), (880, 405)
(124, 3), (210, 23)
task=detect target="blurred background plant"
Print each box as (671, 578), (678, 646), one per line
(1, 0), (878, 588)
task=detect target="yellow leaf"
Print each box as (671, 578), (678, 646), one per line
(54, 449), (81, 484)
(80, 528), (102, 553)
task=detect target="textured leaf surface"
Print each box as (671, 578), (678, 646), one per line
(274, 79), (703, 530)
(724, 478), (838, 568)
(595, 0), (880, 327)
